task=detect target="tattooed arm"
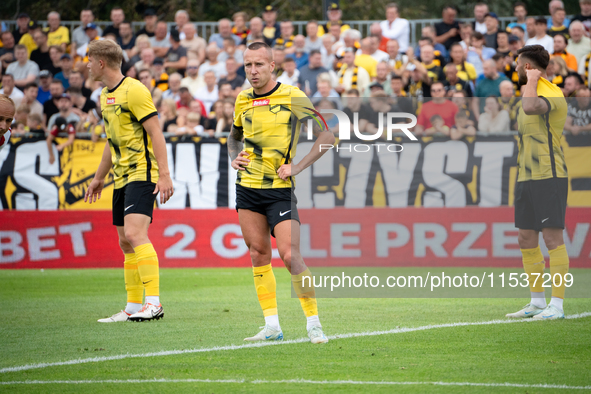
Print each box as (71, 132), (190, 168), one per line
(228, 124), (250, 170)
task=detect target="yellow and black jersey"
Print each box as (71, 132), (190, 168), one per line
(317, 21), (350, 37)
(100, 77), (160, 189)
(273, 35), (295, 49)
(498, 97), (521, 122)
(547, 25), (570, 40)
(517, 77), (568, 182)
(233, 82), (313, 189)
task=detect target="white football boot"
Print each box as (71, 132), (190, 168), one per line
(505, 303), (545, 318)
(244, 325), (284, 341)
(308, 326), (329, 344)
(97, 310), (131, 323)
(129, 303), (164, 322)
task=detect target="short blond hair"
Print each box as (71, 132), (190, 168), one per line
(0, 94), (15, 111)
(88, 40), (123, 70)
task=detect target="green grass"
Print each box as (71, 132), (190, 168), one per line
(1, 268), (590, 393)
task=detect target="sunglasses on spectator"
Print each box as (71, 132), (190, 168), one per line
(187, 66), (199, 69)
(431, 88), (444, 92)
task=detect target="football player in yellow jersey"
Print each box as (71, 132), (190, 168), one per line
(229, 42), (335, 344)
(83, 40), (174, 323)
(506, 45), (570, 320)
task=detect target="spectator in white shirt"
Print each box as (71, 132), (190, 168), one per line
(173, 10), (189, 40)
(181, 59), (205, 96)
(321, 34), (336, 70)
(6, 45), (39, 90)
(525, 17), (554, 53)
(162, 73), (183, 101)
(473, 3), (489, 34)
(368, 36), (389, 63)
(276, 57), (300, 86)
(199, 44), (228, 81)
(379, 3), (410, 52)
(478, 96), (510, 134)
(194, 71), (219, 113)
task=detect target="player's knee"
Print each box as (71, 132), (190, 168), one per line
(124, 227), (142, 247)
(249, 244), (271, 263)
(518, 232), (536, 249)
(118, 237), (132, 251)
(280, 249), (292, 266)
(542, 232), (563, 251)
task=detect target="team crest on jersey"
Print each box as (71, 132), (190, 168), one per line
(269, 104), (281, 114)
(107, 98), (115, 105)
(252, 99), (270, 107)
(115, 105), (122, 116)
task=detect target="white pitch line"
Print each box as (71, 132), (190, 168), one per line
(0, 378), (590, 390)
(1, 312), (589, 375)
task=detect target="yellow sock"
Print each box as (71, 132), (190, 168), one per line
(253, 264), (278, 317)
(521, 246), (545, 293)
(549, 244), (569, 299)
(124, 253), (143, 304)
(292, 268), (318, 318)
(134, 243), (160, 297)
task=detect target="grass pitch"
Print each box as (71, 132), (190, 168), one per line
(1, 268), (590, 393)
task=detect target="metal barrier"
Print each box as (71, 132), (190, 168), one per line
(1, 16), (527, 46)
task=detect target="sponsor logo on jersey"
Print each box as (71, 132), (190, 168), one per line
(107, 98), (116, 105)
(252, 99), (270, 107)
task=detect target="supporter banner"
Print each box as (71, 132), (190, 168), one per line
(0, 135), (590, 209)
(0, 208), (589, 268)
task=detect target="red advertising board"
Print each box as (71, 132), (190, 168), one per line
(1, 208), (590, 269)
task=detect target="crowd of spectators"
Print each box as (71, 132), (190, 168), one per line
(1, 0), (591, 149)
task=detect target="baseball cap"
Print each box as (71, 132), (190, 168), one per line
(369, 82), (384, 90)
(28, 20), (39, 29)
(153, 57), (164, 66)
(484, 12), (498, 19)
(144, 8), (157, 17)
(508, 34), (519, 44)
(59, 93), (71, 100)
(17, 12), (29, 19)
(60, 54), (72, 60)
(85, 23), (98, 30)
(328, 2), (340, 10)
(39, 70), (53, 78)
(264, 5), (276, 12)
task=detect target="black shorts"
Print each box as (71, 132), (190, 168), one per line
(514, 177), (568, 231)
(235, 184), (300, 237)
(112, 181), (157, 226)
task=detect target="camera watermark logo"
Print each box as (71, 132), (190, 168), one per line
(305, 108), (418, 153)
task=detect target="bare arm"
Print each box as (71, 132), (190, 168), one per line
(56, 133), (76, 151)
(46, 133), (56, 164)
(153, 46), (169, 58)
(84, 142), (112, 204)
(142, 115), (174, 204)
(277, 122), (336, 180)
(14, 74), (37, 88)
(164, 55), (188, 72)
